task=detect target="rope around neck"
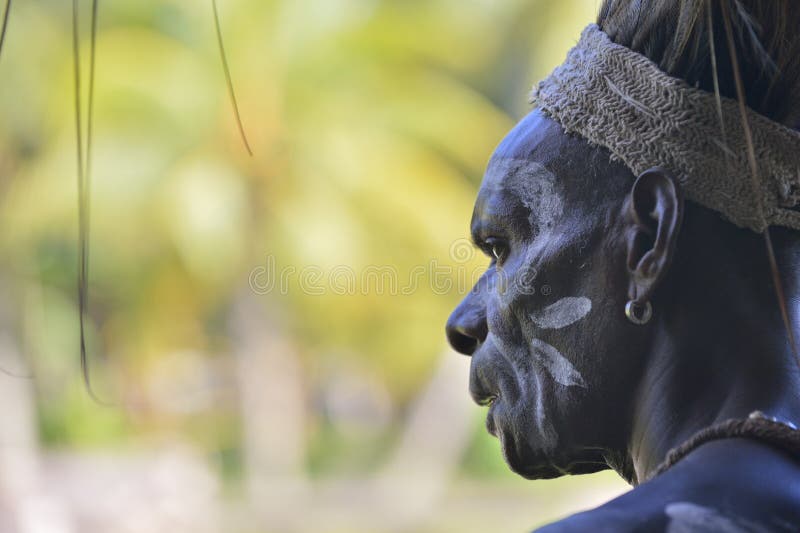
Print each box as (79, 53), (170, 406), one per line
(649, 411), (800, 481)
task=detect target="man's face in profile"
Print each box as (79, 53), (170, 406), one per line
(447, 109), (647, 479)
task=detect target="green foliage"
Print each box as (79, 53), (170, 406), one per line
(0, 0), (596, 475)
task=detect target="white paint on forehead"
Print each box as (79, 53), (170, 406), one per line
(530, 338), (586, 388)
(530, 297), (592, 329)
(665, 502), (769, 533)
(489, 158), (563, 231)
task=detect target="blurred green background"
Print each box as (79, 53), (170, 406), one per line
(0, 0), (627, 531)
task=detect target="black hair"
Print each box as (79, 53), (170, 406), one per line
(600, 0), (800, 367)
(597, 0), (800, 127)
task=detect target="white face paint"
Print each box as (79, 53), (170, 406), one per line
(490, 158), (564, 231)
(530, 297), (592, 329)
(665, 502), (770, 533)
(528, 297), (592, 388)
(532, 371), (559, 452)
(531, 338), (586, 388)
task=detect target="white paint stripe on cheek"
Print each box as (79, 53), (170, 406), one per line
(530, 297), (592, 329)
(533, 372), (558, 452)
(530, 338), (586, 388)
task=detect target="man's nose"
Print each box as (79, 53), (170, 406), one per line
(446, 294), (488, 356)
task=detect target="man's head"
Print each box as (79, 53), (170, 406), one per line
(446, 0), (800, 482)
(446, 109), (685, 479)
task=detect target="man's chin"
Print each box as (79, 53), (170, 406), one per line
(499, 430), (608, 480)
(509, 461), (565, 480)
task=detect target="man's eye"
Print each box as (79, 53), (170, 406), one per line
(492, 244), (503, 260)
(487, 239), (508, 263)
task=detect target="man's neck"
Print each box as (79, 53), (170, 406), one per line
(626, 307), (800, 484)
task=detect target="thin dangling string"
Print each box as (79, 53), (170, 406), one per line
(71, 1), (250, 399)
(717, 0), (800, 372)
(212, 0), (252, 156)
(706, 1), (729, 161)
(0, 0), (35, 380)
(0, 0), (10, 61)
(73, 0), (107, 403)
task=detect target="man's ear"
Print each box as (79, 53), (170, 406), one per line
(626, 167), (684, 305)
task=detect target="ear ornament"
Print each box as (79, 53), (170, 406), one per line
(625, 300), (652, 325)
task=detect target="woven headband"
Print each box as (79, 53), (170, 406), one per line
(531, 24), (800, 233)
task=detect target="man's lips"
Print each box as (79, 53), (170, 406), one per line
(469, 359), (500, 437)
(469, 343), (522, 441)
(469, 361), (498, 406)
(468, 341), (510, 408)
(469, 385), (497, 406)
(485, 401), (499, 437)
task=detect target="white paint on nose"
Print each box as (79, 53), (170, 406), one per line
(531, 338), (586, 388)
(530, 297), (592, 329)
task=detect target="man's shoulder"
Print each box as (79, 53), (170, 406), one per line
(533, 439), (800, 532)
(533, 501), (665, 533)
(533, 496), (797, 533)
